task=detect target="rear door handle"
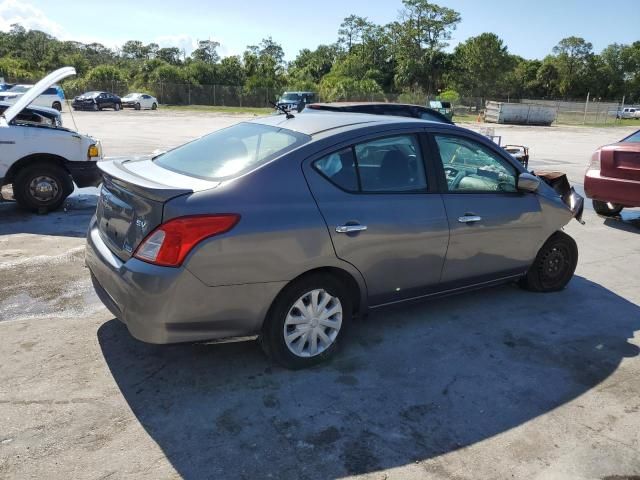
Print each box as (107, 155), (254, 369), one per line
(458, 215), (482, 223)
(336, 224), (368, 233)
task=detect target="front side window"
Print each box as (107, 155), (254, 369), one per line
(435, 135), (517, 193)
(155, 122), (310, 180)
(355, 135), (427, 192)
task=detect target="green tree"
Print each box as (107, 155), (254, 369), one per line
(191, 40), (220, 63)
(390, 0), (461, 93)
(552, 36), (593, 97)
(451, 33), (515, 99)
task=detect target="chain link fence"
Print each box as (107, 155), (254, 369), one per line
(5, 75), (637, 125)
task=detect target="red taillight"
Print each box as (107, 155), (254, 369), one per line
(587, 150), (601, 171)
(133, 214), (240, 267)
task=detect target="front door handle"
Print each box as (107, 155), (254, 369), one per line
(336, 224), (368, 233)
(458, 215), (482, 223)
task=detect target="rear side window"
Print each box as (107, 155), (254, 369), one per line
(313, 135), (428, 193)
(622, 130), (640, 143)
(314, 148), (358, 191)
(355, 135), (427, 192)
(155, 122), (310, 180)
(43, 87), (57, 95)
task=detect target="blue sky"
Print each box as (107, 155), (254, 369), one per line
(1, 0), (638, 60)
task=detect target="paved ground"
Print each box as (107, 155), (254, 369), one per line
(1, 111), (639, 479)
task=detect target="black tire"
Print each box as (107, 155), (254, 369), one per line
(151, 102), (157, 110)
(260, 273), (352, 369)
(93, 103), (99, 111)
(114, 102), (120, 111)
(520, 231), (578, 292)
(12, 162), (73, 213)
(52, 101), (62, 111)
(135, 102), (141, 111)
(593, 199), (623, 216)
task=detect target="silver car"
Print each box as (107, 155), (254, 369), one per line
(86, 112), (583, 369)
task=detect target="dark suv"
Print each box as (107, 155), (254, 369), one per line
(306, 102), (454, 124)
(72, 91), (121, 111)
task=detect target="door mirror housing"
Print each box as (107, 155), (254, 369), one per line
(517, 172), (540, 192)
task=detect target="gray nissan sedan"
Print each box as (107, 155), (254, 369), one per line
(86, 111), (583, 369)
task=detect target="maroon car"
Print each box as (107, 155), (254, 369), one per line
(584, 129), (640, 216)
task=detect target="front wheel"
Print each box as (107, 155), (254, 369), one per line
(520, 231), (578, 292)
(135, 102), (141, 110)
(260, 274), (352, 369)
(593, 200), (623, 216)
(13, 162), (74, 213)
(114, 103), (120, 111)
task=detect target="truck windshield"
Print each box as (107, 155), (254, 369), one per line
(154, 122), (310, 180)
(281, 93), (300, 101)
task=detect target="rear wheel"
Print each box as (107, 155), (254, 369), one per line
(13, 162), (73, 213)
(260, 274), (352, 369)
(52, 101), (62, 111)
(520, 231), (578, 292)
(151, 102), (157, 110)
(593, 200), (623, 216)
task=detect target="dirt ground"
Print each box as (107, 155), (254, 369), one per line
(1, 110), (639, 480)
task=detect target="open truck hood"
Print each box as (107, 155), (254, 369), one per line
(0, 67), (75, 126)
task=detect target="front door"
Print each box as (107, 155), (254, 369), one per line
(431, 133), (544, 284)
(304, 133), (449, 305)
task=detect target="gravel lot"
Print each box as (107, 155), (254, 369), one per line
(1, 110), (639, 480)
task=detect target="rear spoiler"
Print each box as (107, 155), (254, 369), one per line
(98, 159), (193, 202)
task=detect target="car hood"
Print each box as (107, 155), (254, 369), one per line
(0, 67), (75, 126)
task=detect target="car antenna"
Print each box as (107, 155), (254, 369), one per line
(269, 100), (294, 119)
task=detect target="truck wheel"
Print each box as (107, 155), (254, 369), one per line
(519, 231), (578, 293)
(593, 200), (623, 216)
(13, 162), (73, 213)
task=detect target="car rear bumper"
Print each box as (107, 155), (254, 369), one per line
(584, 169), (640, 207)
(85, 218), (286, 344)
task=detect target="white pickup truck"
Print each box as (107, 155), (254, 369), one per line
(0, 67), (103, 212)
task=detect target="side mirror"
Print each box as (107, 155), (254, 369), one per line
(517, 172), (540, 192)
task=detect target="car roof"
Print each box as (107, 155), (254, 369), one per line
(0, 101), (60, 117)
(251, 110), (446, 136)
(306, 102), (454, 125)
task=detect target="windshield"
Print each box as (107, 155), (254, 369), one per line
(124, 93), (140, 98)
(154, 122), (310, 180)
(621, 130), (640, 143)
(281, 93), (300, 101)
(9, 85), (30, 93)
(82, 91), (100, 97)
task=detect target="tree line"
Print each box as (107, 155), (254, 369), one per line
(0, 0), (638, 104)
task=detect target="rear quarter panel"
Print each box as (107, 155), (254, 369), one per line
(163, 147), (360, 288)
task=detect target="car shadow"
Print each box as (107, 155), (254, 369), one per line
(98, 276), (640, 479)
(603, 209), (640, 233)
(0, 192), (97, 238)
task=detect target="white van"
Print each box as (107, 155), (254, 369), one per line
(0, 67), (103, 213)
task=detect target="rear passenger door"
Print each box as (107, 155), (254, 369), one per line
(303, 132), (449, 306)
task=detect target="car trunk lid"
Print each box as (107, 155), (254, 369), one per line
(600, 143), (640, 181)
(97, 158), (219, 261)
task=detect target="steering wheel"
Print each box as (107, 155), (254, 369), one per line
(443, 166), (463, 189)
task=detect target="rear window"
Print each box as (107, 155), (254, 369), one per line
(154, 122), (310, 180)
(622, 130), (640, 143)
